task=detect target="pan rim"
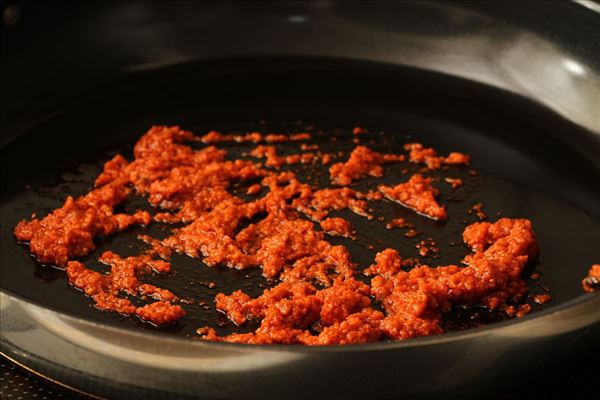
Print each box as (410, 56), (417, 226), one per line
(2, 287), (599, 353)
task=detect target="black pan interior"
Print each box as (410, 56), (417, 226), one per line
(1, 58), (599, 340)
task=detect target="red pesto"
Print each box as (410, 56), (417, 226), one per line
(468, 202), (487, 221)
(199, 218), (538, 343)
(532, 294), (552, 304)
(503, 303), (533, 318)
(301, 187), (372, 220)
(405, 228), (419, 238)
(352, 126), (367, 135)
(200, 131), (310, 144)
(246, 184), (262, 196)
(65, 252), (184, 325)
(444, 177), (463, 189)
(14, 125), (542, 342)
(138, 234), (172, 260)
(378, 174), (447, 221)
(582, 264), (600, 293)
(405, 143), (470, 170)
(363, 248), (403, 278)
(249, 145), (316, 168)
(415, 237), (439, 258)
(386, 218), (411, 230)
(14, 184), (151, 266)
(301, 143), (319, 151)
(320, 217), (354, 238)
(329, 146), (404, 186)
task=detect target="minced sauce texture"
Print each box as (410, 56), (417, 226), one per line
(15, 126), (543, 344)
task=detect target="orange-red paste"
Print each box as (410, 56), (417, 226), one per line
(14, 126), (541, 343)
(199, 218), (537, 343)
(405, 142), (469, 170)
(378, 174), (447, 221)
(329, 146), (404, 185)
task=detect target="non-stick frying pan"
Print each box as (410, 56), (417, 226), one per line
(1, 2), (599, 399)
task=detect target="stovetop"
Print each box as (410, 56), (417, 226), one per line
(1, 354), (598, 400)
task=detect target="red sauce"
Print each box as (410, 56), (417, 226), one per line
(370, 218), (538, 338)
(163, 198), (355, 284)
(199, 218), (538, 343)
(246, 184), (262, 195)
(249, 145), (316, 168)
(202, 277), (383, 344)
(14, 184), (151, 266)
(468, 202), (487, 221)
(444, 177), (463, 189)
(532, 294), (552, 304)
(386, 218), (410, 230)
(320, 217), (354, 238)
(66, 252), (184, 325)
(329, 146), (404, 186)
(352, 126), (367, 135)
(138, 234), (172, 260)
(200, 131), (310, 144)
(305, 187), (371, 220)
(200, 131), (261, 144)
(364, 248), (403, 278)
(503, 303), (532, 318)
(404, 143), (469, 170)
(405, 229), (419, 238)
(15, 125), (545, 341)
(301, 143), (319, 151)
(582, 264), (600, 293)
(415, 237), (439, 258)
(378, 174), (447, 221)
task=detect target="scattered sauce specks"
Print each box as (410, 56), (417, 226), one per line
(386, 218), (411, 230)
(200, 131), (310, 144)
(301, 143), (319, 151)
(503, 303), (533, 318)
(468, 202), (487, 221)
(415, 237), (439, 258)
(405, 229), (420, 238)
(444, 177), (463, 189)
(532, 294), (552, 304)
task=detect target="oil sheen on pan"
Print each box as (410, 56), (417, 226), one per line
(13, 125), (594, 345)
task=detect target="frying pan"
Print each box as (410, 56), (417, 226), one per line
(1, 1), (599, 399)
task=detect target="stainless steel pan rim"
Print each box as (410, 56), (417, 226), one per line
(2, 288), (599, 353)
